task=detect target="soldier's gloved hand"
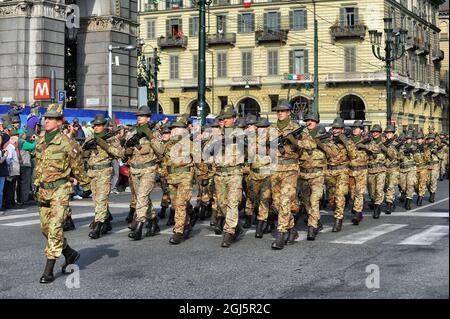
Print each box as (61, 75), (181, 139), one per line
(95, 138), (109, 151)
(338, 134), (349, 145)
(143, 127), (154, 140)
(201, 179), (209, 187)
(125, 147), (134, 156)
(356, 143), (369, 150)
(285, 134), (298, 146)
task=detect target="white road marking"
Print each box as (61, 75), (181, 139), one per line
(0, 212), (39, 221)
(398, 225), (449, 246)
(406, 197), (449, 213)
(1, 212), (95, 227)
(385, 212), (449, 218)
(330, 224), (408, 244)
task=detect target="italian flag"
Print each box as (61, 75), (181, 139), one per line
(243, 0), (252, 8)
(288, 74), (303, 80)
(172, 0), (179, 9)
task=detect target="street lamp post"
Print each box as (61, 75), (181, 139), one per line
(108, 44), (136, 119)
(369, 18), (407, 126)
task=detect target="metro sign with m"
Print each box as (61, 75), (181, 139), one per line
(34, 79), (51, 99)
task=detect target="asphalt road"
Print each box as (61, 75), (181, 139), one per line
(0, 181), (448, 299)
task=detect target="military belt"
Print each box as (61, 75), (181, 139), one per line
(131, 159), (158, 170)
(168, 166), (192, 174)
(277, 159), (298, 165)
(400, 164), (415, 169)
(38, 200), (51, 208)
(300, 167), (323, 174)
(216, 166), (241, 173)
(88, 163), (112, 170)
(350, 165), (368, 171)
(327, 165), (349, 171)
(385, 164), (399, 169)
(368, 164), (385, 169)
(251, 167), (272, 174)
(428, 160), (440, 165)
(40, 178), (69, 190)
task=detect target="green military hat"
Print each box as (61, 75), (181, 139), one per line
(136, 105), (151, 116)
(43, 103), (64, 118)
(384, 125), (396, 133)
(331, 117), (345, 128)
(245, 114), (258, 125)
(92, 114), (107, 125)
(303, 111), (320, 122)
(170, 117), (188, 128)
(350, 120), (364, 128)
(256, 118), (271, 127)
(272, 99), (291, 111)
(370, 124), (382, 132)
(426, 133), (436, 140)
(219, 105), (237, 119)
(415, 132), (424, 139)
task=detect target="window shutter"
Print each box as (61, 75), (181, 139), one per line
(289, 50), (294, 74)
(351, 47), (356, 72)
(304, 49), (309, 74)
(289, 11), (293, 29)
(277, 12), (281, 31)
(340, 8), (346, 27)
(166, 19), (170, 37)
(264, 13), (268, 31)
(344, 47), (350, 72)
(189, 17), (193, 36)
(251, 13), (255, 31)
(178, 18), (183, 32)
(354, 7), (359, 24)
(238, 14), (242, 33)
(303, 10), (307, 29)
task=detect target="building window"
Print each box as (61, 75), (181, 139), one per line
(217, 15), (227, 33)
(172, 97), (180, 114)
(291, 10), (307, 30)
(265, 12), (280, 33)
(268, 50), (279, 76)
(190, 16), (199, 37)
(340, 7), (358, 27)
(289, 49), (308, 75)
(192, 54), (198, 79)
(170, 55), (179, 79)
(242, 51), (252, 76)
(344, 47), (356, 72)
(238, 13), (255, 33)
(166, 0), (183, 10)
(219, 96), (228, 110)
(167, 18), (182, 37)
(146, 20), (156, 39)
(217, 52), (227, 78)
(270, 95), (279, 112)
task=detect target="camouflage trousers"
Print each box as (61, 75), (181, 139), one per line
(271, 170), (298, 233)
(88, 167), (112, 223)
(349, 169), (368, 213)
(440, 155), (448, 177)
(299, 175), (324, 228)
(160, 175), (171, 207)
(196, 178), (214, 206)
(416, 168), (429, 197)
(214, 173), (243, 235)
(428, 163), (440, 194)
(38, 182), (72, 260)
(129, 172), (137, 209)
(131, 167), (157, 223)
(326, 169), (349, 220)
(384, 168), (399, 204)
(399, 169), (417, 199)
(246, 173), (272, 221)
(242, 174), (252, 216)
(168, 172), (193, 234)
(368, 171), (386, 205)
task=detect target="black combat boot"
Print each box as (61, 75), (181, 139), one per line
(243, 215), (252, 228)
(166, 208), (175, 226)
(307, 226), (316, 241)
(429, 192), (435, 203)
(373, 205), (381, 219)
(61, 244), (80, 274)
(255, 220), (266, 238)
(316, 219), (324, 234)
(385, 202), (393, 215)
(286, 228), (299, 245)
(101, 211), (113, 234)
(293, 213), (301, 227)
(40, 259), (56, 284)
(417, 196), (423, 206)
(198, 204), (207, 221)
(264, 214), (276, 234)
(214, 216), (225, 235)
(368, 201), (375, 210)
(125, 207), (135, 223)
(209, 208), (218, 227)
(205, 203), (213, 218)
(146, 218), (160, 237)
(271, 232), (286, 250)
(332, 218), (343, 232)
(233, 221), (243, 241)
(188, 204), (198, 228)
(399, 192), (405, 203)
(88, 222), (103, 239)
(63, 216), (76, 231)
(352, 210), (363, 225)
(221, 232), (233, 248)
(169, 233), (183, 245)
(128, 222), (144, 241)
(405, 198), (412, 210)
(158, 205), (168, 219)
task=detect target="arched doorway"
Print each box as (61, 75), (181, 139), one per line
(290, 96), (311, 120)
(188, 100), (211, 117)
(237, 97), (261, 117)
(339, 94), (366, 120)
(149, 102), (163, 114)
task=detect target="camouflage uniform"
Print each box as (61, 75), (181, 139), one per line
(426, 136), (440, 200)
(438, 138), (449, 179)
(383, 137), (399, 209)
(414, 140), (431, 201)
(348, 133), (369, 216)
(366, 136), (387, 209)
(398, 141), (417, 208)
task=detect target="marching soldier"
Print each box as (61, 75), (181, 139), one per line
(414, 132), (430, 207)
(438, 133), (449, 180)
(426, 134), (440, 203)
(398, 132), (416, 210)
(383, 125), (400, 214)
(158, 124), (173, 223)
(347, 120), (369, 225)
(242, 115), (258, 228)
(34, 104), (90, 283)
(126, 105), (164, 240)
(83, 114), (124, 239)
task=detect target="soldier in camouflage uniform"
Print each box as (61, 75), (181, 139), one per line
(158, 124), (173, 224)
(126, 106), (164, 240)
(35, 104), (90, 284)
(426, 134), (440, 203)
(414, 132), (430, 206)
(382, 125), (400, 214)
(205, 106), (245, 247)
(438, 133), (449, 180)
(242, 115), (258, 228)
(398, 132), (417, 210)
(269, 100), (300, 250)
(162, 119), (196, 244)
(83, 114), (124, 239)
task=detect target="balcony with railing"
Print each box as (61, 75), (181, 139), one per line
(206, 33), (236, 46)
(230, 76), (262, 87)
(405, 36), (420, 51)
(416, 39), (430, 56)
(157, 35), (188, 49)
(325, 72), (386, 84)
(280, 73), (314, 85)
(255, 29), (289, 44)
(432, 49), (444, 62)
(330, 23), (367, 41)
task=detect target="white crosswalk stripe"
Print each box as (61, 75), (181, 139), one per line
(330, 224), (408, 245)
(398, 225), (449, 246)
(1, 212), (94, 227)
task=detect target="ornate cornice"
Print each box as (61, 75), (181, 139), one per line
(82, 16), (139, 36)
(0, 1), (67, 20)
(0, 1), (33, 17)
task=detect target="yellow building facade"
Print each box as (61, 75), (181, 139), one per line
(138, 0), (447, 131)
